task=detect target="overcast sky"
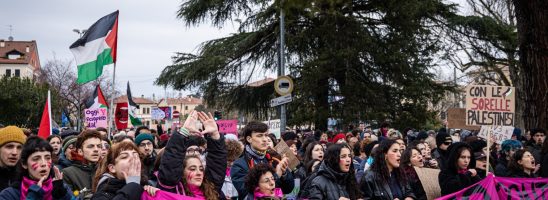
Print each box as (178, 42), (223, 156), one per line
(1, 0), (240, 99)
(2, 0), (470, 99)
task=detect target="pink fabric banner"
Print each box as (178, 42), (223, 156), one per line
(141, 190), (203, 200)
(437, 173), (548, 199)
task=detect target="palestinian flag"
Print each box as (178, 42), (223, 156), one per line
(85, 85), (109, 109)
(127, 82), (142, 126)
(70, 11), (118, 84)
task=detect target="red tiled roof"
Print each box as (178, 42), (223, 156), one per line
(0, 40), (40, 70)
(165, 97), (203, 105)
(248, 77), (275, 87)
(114, 95), (156, 104)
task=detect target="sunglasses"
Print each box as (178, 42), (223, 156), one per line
(443, 141), (452, 145)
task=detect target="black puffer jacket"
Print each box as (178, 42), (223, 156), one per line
(91, 173), (143, 200)
(306, 162), (354, 200)
(360, 170), (415, 200)
(438, 142), (481, 195)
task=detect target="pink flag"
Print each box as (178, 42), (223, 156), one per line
(141, 191), (203, 200)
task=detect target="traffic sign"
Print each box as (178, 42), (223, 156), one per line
(270, 95), (292, 107)
(173, 111), (180, 118)
(274, 76), (294, 96)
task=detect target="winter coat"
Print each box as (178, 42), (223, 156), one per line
(306, 162), (355, 200)
(432, 148), (449, 171)
(540, 153), (548, 178)
(62, 163), (96, 198)
(495, 157), (510, 177)
(157, 131), (227, 198)
(143, 151), (157, 180)
(56, 152), (73, 170)
(438, 142), (480, 196)
(0, 167), (17, 192)
(527, 143), (542, 163)
(0, 178), (74, 200)
(231, 149), (294, 200)
(91, 173), (143, 200)
(360, 170), (415, 200)
(509, 170), (537, 178)
(402, 166), (426, 200)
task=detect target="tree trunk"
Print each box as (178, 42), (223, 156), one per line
(513, 0), (548, 130)
(314, 78), (330, 131)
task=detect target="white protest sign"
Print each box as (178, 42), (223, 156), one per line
(478, 126), (514, 144)
(263, 119), (281, 139)
(151, 107), (166, 120)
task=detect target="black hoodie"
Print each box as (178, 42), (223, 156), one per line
(438, 142), (481, 195)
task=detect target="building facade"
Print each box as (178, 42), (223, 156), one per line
(0, 39), (40, 79)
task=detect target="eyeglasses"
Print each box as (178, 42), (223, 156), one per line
(186, 148), (205, 155)
(443, 141), (452, 145)
(139, 141), (153, 147)
(261, 176), (275, 183)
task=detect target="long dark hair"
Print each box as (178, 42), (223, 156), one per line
(17, 136), (54, 180)
(508, 149), (530, 175)
(446, 142), (474, 174)
(370, 139), (405, 184)
(303, 141), (321, 164)
(323, 144), (361, 199)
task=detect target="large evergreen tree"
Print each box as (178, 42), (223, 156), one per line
(156, 0), (457, 130)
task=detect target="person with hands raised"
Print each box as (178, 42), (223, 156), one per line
(92, 141), (158, 200)
(0, 136), (74, 200)
(157, 110), (227, 200)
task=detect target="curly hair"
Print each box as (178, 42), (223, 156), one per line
(181, 155), (218, 200)
(245, 163), (275, 195)
(226, 139), (244, 163)
(401, 146), (421, 167)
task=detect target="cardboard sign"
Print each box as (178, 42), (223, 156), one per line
(84, 108), (108, 128)
(446, 108), (480, 130)
(414, 167), (441, 200)
(274, 140), (300, 171)
(216, 120), (238, 134)
(263, 119), (281, 139)
(478, 126), (514, 144)
(465, 85), (515, 126)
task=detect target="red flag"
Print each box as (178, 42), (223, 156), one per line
(115, 102), (128, 130)
(38, 91), (52, 139)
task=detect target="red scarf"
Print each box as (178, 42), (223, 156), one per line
(21, 176), (53, 200)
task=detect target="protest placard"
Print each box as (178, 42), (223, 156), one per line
(478, 126), (514, 144)
(415, 167), (441, 200)
(216, 120), (238, 134)
(274, 140), (300, 171)
(263, 119), (281, 139)
(446, 108), (480, 130)
(84, 108), (108, 128)
(151, 107), (166, 120)
(465, 85), (515, 126)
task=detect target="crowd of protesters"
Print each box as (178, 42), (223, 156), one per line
(0, 111), (546, 200)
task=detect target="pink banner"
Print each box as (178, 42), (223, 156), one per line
(216, 120), (238, 134)
(141, 191), (202, 200)
(437, 173), (548, 199)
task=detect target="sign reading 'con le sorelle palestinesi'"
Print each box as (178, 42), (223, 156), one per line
(465, 85), (515, 126)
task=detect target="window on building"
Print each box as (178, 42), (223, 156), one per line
(5, 69), (11, 77)
(173, 106), (177, 110)
(8, 54), (20, 59)
(14, 70), (20, 77)
(147, 108), (150, 114)
(185, 106), (188, 110)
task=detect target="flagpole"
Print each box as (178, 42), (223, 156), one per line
(48, 90), (52, 135)
(108, 63), (117, 139)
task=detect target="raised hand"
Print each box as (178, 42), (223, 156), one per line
(122, 153), (141, 180)
(182, 110), (200, 135)
(37, 176), (47, 187)
(197, 111), (220, 139)
(275, 155), (289, 177)
(53, 166), (63, 181)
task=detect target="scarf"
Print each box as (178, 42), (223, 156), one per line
(187, 184), (205, 199)
(458, 168), (468, 174)
(245, 145), (268, 168)
(253, 187), (282, 200)
(21, 176), (53, 200)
